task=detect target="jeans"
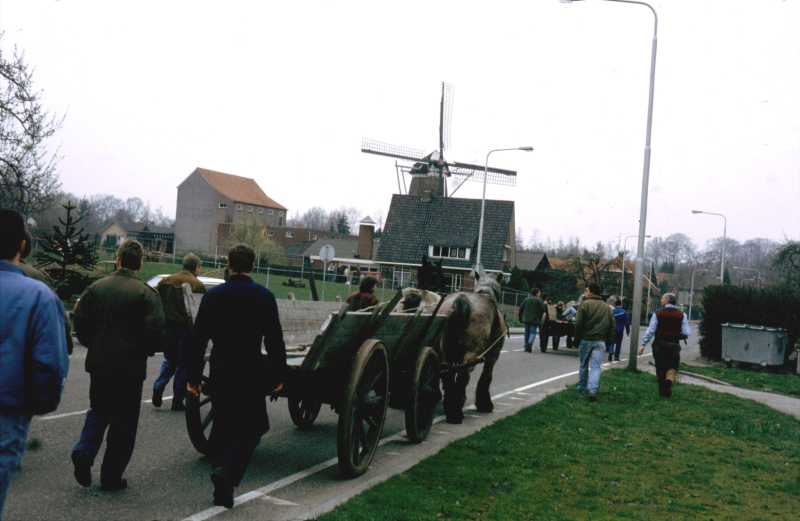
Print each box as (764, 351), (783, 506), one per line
(578, 340), (606, 394)
(73, 374), (143, 483)
(0, 413), (32, 518)
(524, 324), (539, 346)
(153, 328), (191, 405)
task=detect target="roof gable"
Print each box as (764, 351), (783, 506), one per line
(195, 167), (287, 210)
(375, 194), (514, 271)
(515, 251), (550, 271)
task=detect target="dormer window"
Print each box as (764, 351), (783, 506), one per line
(429, 245), (470, 260)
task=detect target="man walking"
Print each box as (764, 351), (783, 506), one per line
(71, 239), (164, 491)
(346, 275), (380, 311)
(638, 293), (690, 398)
(574, 283), (615, 402)
(609, 298), (630, 362)
(187, 244), (286, 508)
(152, 254), (206, 411)
(519, 288), (546, 352)
(0, 210), (69, 518)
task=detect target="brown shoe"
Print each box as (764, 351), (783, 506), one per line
(588, 393), (598, 402)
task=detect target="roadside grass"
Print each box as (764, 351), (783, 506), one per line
(680, 363), (800, 397)
(319, 369), (800, 521)
(123, 261), (399, 304)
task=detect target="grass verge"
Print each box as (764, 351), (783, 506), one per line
(319, 369), (800, 521)
(680, 363), (800, 397)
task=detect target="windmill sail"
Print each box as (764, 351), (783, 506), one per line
(361, 138), (427, 162)
(439, 82), (454, 154)
(448, 162), (517, 187)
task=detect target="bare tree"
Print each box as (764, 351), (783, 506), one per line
(645, 237), (667, 271)
(0, 36), (65, 218)
(515, 227), (524, 252)
(89, 193), (123, 224)
(663, 233), (695, 264)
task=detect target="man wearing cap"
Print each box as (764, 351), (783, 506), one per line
(638, 293), (690, 398)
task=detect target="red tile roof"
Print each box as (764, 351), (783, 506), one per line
(197, 167), (287, 210)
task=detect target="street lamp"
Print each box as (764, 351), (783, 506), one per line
(560, 0), (658, 371)
(692, 210), (727, 284)
(475, 147), (533, 270)
(689, 269), (707, 321)
(733, 266), (761, 287)
(620, 234), (650, 300)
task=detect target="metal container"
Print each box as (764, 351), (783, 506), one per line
(721, 323), (787, 367)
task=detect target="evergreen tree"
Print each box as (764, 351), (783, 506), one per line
(723, 268), (731, 285)
(34, 201), (99, 297)
(336, 215), (351, 234)
(507, 267), (526, 291)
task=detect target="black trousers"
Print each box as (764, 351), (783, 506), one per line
(652, 339), (681, 396)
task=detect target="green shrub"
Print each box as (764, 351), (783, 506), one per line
(700, 284), (799, 364)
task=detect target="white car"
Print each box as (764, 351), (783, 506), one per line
(146, 274), (226, 289)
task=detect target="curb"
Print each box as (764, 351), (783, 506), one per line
(646, 361), (732, 386)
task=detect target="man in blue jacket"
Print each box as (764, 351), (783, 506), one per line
(609, 298), (631, 362)
(0, 210), (69, 518)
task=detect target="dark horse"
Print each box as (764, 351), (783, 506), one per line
(397, 259), (506, 424)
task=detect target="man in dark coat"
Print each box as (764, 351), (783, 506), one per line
(187, 243), (286, 508)
(152, 253), (206, 411)
(71, 239), (164, 491)
(519, 288), (546, 352)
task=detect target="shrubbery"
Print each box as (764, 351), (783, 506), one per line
(699, 284), (799, 365)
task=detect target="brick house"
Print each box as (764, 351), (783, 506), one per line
(174, 167), (287, 253)
(97, 221), (174, 253)
(375, 191), (516, 292)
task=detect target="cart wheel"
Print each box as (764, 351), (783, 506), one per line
(337, 339), (389, 477)
(185, 359), (213, 456)
(405, 346), (441, 443)
(288, 397), (322, 429)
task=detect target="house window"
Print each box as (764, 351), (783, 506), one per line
(268, 230), (274, 237)
(236, 204), (242, 211)
(247, 206), (253, 213)
(258, 208), (264, 214)
(218, 203), (227, 209)
(429, 245), (469, 260)
(393, 266), (411, 289)
(503, 245), (510, 262)
(269, 209), (274, 216)
(286, 231), (294, 238)
(447, 273), (463, 292)
(279, 211), (284, 217)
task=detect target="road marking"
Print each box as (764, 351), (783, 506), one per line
(507, 396), (525, 401)
(40, 395), (174, 421)
(260, 495), (299, 506)
(513, 349), (525, 352)
(182, 357), (651, 520)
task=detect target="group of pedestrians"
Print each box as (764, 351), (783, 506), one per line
(517, 282), (690, 402)
(0, 209), (287, 515)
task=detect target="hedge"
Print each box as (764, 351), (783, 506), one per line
(699, 284), (799, 365)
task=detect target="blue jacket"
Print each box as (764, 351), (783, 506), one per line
(0, 261), (69, 415)
(613, 307), (631, 335)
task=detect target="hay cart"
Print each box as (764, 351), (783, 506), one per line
(539, 304), (575, 353)
(182, 288), (448, 477)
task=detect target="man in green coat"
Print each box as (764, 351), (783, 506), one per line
(71, 239), (164, 491)
(574, 283), (615, 402)
(519, 288), (546, 352)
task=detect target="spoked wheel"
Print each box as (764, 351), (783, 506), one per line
(185, 359), (213, 455)
(337, 339), (389, 478)
(288, 397), (322, 429)
(405, 346), (441, 443)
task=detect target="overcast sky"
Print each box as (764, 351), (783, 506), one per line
(2, 0), (798, 252)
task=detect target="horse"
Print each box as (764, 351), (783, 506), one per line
(437, 267), (506, 424)
(392, 255), (447, 313)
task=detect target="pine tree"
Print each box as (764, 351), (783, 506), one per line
(34, 201), (99, 297)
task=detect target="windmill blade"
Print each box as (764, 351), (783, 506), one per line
(361, 138), (427, 162)
(447, 161), (517, 187)
(439, 82), (454, 153)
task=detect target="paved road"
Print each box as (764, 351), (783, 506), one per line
(4, 329), (657, 521)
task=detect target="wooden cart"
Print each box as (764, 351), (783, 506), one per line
(182, 288), (448, 477)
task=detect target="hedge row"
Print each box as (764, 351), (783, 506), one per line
(699, 284), (799, 364)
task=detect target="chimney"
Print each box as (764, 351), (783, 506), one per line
(358, 216), (376, 260)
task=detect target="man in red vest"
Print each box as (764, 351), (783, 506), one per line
(638, 293), (690, 398)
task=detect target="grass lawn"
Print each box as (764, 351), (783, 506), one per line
(680, 363), (800, 397)
(319, 369), (800, 521)
(113, 261), (399, 304)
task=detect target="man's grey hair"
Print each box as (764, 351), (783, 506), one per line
(183, 253), (202, 272)
(664, 293), (677, 305)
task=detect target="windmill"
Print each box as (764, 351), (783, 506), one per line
(361, 82), (517, 197)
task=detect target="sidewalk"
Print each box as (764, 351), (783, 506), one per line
(646, 334), (800, 421)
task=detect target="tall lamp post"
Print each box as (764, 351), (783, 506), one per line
(644, 257), (654, 317)
(475, 147), (534, 270)
(620, 234), (650, 300)
(733, 267), (761, 287)
(689, 269), (707, 321)
(560, 0), (658, 371)
(692, 210), (727, 283)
